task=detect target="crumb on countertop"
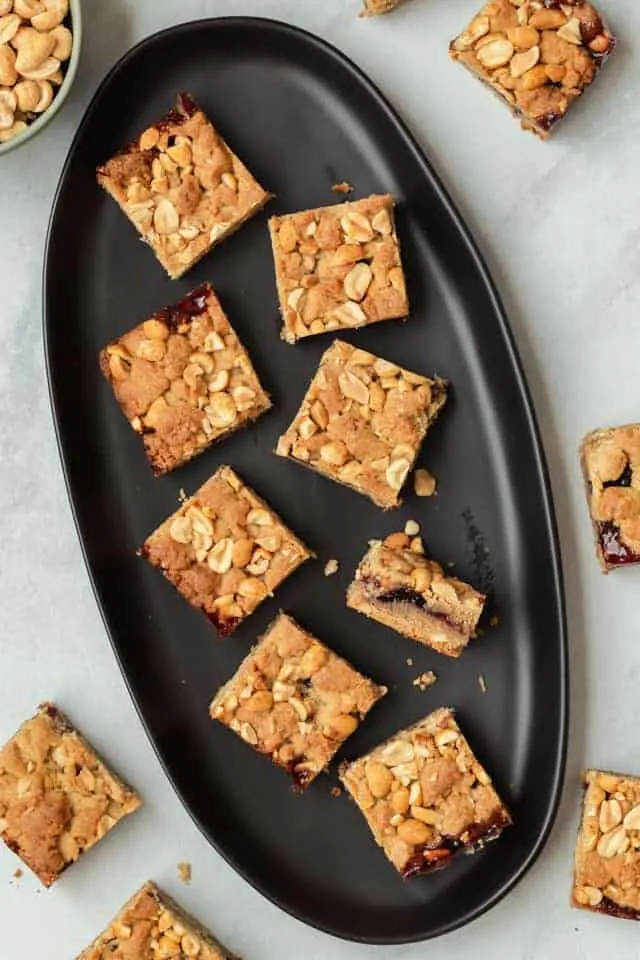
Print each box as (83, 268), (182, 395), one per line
(330, 786), (343, 798)
(414, 467), (436, 497)
(413, 671), (437, 691)
(177, 861), (191, 884)
(489, 615), (499, 627)
(331, 181), (353, 194)
(478, 674), (487, 693)
(12, 868), (22, 879)
(178, 488), (187, 503)
(406, 657), (414, 667)
(404, 519), (420, 536)
(324, 558), (339, 577)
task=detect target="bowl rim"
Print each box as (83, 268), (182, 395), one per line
(0, 0), (82, 158)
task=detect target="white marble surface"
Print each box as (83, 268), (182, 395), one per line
(1, 0), (639, 956)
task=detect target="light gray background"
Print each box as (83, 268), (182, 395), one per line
(1, 0), (638, 956)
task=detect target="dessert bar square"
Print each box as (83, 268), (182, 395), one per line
(580, 424), (640, 571)
(449, 0), (615, 139)
(77, 881), (239, 959)
(572, 769), (640, 920)
(210, 612), (386, 789)
(276, 340), (447, 509)
(0, 703), (140, 887)
(347, 531), (486, 657)
(97, 92), (271, 278)
(268, 194), (408, 343)
(340, 707), (511, 878)
(142, 467), (311, 636)
(361, 0), (404, 14)
(100, 282), (270, 476)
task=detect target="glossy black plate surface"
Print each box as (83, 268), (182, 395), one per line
(44, 18), (567, 944)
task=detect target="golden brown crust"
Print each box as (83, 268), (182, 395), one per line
(347, 533), (485, 657)
(99, 283), (271, 476)
(580, 424), (640, 572)
(268, 195), (408, 343)
(572, 769), (640, 920)
(142, 467), (311, 636)
(97, 93), (271, 278)
(276, 340), (447, 509)
(0, 703), (141, 887)
(210, 612), (386, 788)
(76, 881), (240, 959)
(360, 0), (405, 15)
(450, 0), (615, 139)
(340, 707), (510, 877)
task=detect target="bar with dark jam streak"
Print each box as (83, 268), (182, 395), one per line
(339, 707), (511, 878)
(347, 531), (486, 657)
(449, 0), (615, 139)
(0, 703), (141, 886)
(210, 612), (386, 789)
(76, 880), (240, 959)
(141, 467), (311, 637)
(97, 92), (271, 278)
(100, 282), (271, 476)
(580, 423), (640, 571)
(572, 768), (640, 920)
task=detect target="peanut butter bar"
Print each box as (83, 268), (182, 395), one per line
(76, 881), (239, 959)
(361, 0), (404, 15)
(141, 467), (311, 637)
(268, 195), (408, 343)
(100, 283), (270, 476)
(0, 703), (140, 887)
(347, 531), (485, 657)
(97, 92), (271, 278)
(210, 612), (386, 789)
(276, 340), (447, 509)
(340, 707), (511, 878)
(572, 769), (640, 920)
(450, 0), (615, 139)
(580, 424), (640, 571)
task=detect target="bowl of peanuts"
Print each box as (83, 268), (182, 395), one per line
(0, 0), (81, 155)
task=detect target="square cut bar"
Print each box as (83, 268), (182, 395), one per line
(141, 467), (312, 637)
(361, 0), (404, 14)
(99, 283), (271, 476)
(210, 612), (386, 789)
(572, 769), (640, 920)
(347, 531), (486, 657)
(449, 0), (615, 139)
(268, 195), (408, 343)
(76, 881), (239, 960)
(97, 92), (271, 278)
(0, 703), (141, 887)
(276, 340), (447, 509)
(580, 424), (640, 571)
(339, 707), (511, 878)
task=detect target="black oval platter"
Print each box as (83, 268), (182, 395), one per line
(43, 17), (567, 945)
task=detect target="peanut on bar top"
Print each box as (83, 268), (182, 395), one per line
(97, 92), (271, 279)
(276, 340), (447, 509)
(99, 283), (270, 476)
(572, 769), (640, 921)
(580, 424), (640, 571)
(361, 0), (405, 15)
(268, 194), (408, 343)
(0, 703), (140, 887)
(210, 612), (386, 789)
(347, 531), (486, 658)
(141, 467), (311, 637)
(77, 881), (239, 960)
(450, 0), (615, 139)
(340, 707), (511, 878)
